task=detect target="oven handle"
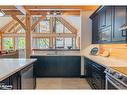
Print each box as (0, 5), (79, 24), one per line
(106, 75), (121, 89)
(104, 70), (127, 88)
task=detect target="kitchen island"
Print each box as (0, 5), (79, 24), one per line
(0, 59), (37, 90)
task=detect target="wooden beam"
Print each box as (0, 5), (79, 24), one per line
(29, 10), (80, 15)
(2, 10), (23, 15)
(25, 14), (31, 58)
(2, 33), (25, 37)
(15, 6), (31, 15)
(24, 5), (98, 10)
(32, 32), (76, 38)
(0, 6), (16, 9)
(31, 16), (45, 31)
(56, 17), (77, 34)
(8, 18), (25, 33)
(11, 15), (26, 30)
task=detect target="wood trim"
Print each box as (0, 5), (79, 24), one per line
(31, 16), (45, 31)
(11, 15), (26, 30)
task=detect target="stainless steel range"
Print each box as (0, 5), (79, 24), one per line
(105, 68), (127, 89)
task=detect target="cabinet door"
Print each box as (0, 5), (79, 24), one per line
(92, 15), (99, 44)
(59, 56), (81, 77)
(99, 8), (106, 29)
(85, 58), (92, 85)
(112, 6), (127, 42)
(105, 7), (112, 27)
(98, 26), (112, 43)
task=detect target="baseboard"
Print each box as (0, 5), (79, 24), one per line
(80, 75), (86, 78)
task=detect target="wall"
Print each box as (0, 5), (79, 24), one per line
(80, 10), (95, 75)
(80, 10), (94, 50)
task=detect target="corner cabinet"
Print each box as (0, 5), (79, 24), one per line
(90, 6), (127, 44)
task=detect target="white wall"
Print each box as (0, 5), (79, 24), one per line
(80, 10), (95, 75)
(80, 10), (95, 50)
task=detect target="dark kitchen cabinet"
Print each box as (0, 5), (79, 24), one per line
(85, 58), (92, 85)
(31, 56), (81, 77)
(0, 73), (20, 90)
(98, 26), (112, 43)
(105, 7), (112, 27)
(98, 8), (106, 29)
(112, 6), (127, 42)
(90, 6), (127, 44)
(84, 57), (105, 89)
(92, 14), (99, 44)
(0, 63), (35, 90)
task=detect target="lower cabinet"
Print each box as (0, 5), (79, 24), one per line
(31, 56), (81, 77)
(0, 73), (20, 90)
(84, 57), (106, 89)
(0, 63), (35, 90)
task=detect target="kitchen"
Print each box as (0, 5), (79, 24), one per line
(0, 5), (127, 90)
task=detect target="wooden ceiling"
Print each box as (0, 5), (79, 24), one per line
(0, 5), (99, 15)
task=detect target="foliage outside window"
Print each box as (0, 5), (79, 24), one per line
(17, 37), (25, 49)
(3, 37), (14, 50)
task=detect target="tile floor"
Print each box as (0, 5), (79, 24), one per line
(36, 78), (91, 89)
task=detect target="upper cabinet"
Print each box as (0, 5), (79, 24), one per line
(92, 14), (99, 44)
(90, 6), (127, 44)
(112, 6), (127, 43)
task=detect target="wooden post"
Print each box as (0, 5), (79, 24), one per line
(49, 17), (53, 48)
(25, 14), (31, 58)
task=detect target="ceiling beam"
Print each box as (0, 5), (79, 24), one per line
(15, 6), (31, 15)
(11, 15), (26, 30)
(31, 16), (45, 31)
(0, 6), (16, 9)
(24, 5), (98, 10)
(32, 32), (76, 38)
(2, 10), (23, 15)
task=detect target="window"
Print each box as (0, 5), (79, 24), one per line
(55, 20), (64, 33)
(55, 37), (75, 49)
(32, 17), (50, 33)
(17, 37), (25, 49)
(40, 19), (50, 32)
(33, 38), (49, 49)
(64, 38), (73, 49)
(3, 37), (14, 50)
(55, 37), (64, 48)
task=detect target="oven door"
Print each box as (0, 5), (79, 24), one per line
(106, 76), (118, 89)
(106, 74), (127, 90)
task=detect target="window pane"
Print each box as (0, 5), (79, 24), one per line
(40, 20), (50, 32)
(18, 37), (25, 49)
(33, 38), (49, 49)
(3, 37), (14, 50)
(65, 38), (72, 49)
(55, 37), (64, 48)
(56, 21), (63, 33)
